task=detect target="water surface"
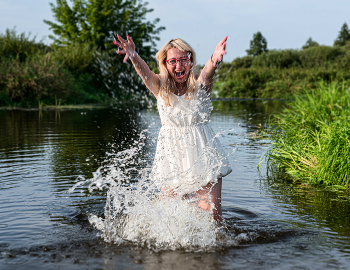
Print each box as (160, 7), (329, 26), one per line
(0, 101), (350, 269)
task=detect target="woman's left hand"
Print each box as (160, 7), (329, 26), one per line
(212, 36), (228, 67)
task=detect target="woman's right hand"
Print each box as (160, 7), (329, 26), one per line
(113, 33), (160, 97)
(114, 34), (136, 63)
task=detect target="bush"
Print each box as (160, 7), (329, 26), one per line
(52, 43), (98, 74)
(0, 29), (110, 107)
(214, 44), (350, 99)
(231, 56), (254, 69)
(0, 28), (49, 63)
(0, 53), (73, 106)
(299, 46), (343, 68)
(252, 49), (301, 69)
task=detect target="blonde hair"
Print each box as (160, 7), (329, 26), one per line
(156, 38), (198, 106)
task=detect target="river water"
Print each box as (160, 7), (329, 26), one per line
(0, 100), (350, 269)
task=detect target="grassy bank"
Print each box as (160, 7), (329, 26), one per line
(265, 82), (350, 187)
(214, 45), (350, 98)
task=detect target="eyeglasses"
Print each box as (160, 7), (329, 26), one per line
(165, 57), (191, 66)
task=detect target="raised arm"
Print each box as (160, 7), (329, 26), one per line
(198, 36), (228, 95)
(114, 34), (160, 97)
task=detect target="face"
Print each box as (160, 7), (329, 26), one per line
(165, 48), (192, 85)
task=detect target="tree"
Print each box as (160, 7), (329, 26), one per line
(44, 0), (165, 101)
(334, 22), (350, 46)
(302, 37), (319, 50)
(246, 32), (268, 56)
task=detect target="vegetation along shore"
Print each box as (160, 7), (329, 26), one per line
(2, 0), (350, 108)
(265, 82), (350, 188)
(213, 23), (350, 99)
(0, 0), (164, 108)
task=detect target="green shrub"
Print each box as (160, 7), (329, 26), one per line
(231, 56), (254, 69)
(0, 53), (73, 105)
(215, 44), (350, 99)
(0, 29), (110, 107)
(52, 42), (98, 74)
(299, 46), (343, 68)
(252, 49), (301, 69)
(0, 28), (49, 63)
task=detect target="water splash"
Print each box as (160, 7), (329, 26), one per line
(68, 90), (277, 251)
(68, 118), (302, 252)
(68, 122), (249, 251)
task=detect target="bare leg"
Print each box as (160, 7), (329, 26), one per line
(195, 178), (222, 224)
(160, 188), (177, 198)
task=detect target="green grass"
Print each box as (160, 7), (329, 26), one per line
(265, 82), (350, 187)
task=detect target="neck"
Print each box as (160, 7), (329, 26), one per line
(175, 82), (187, 96)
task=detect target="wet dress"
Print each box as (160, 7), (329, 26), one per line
(151, 89), (232, 194)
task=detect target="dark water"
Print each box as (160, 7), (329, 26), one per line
(0, 100), (350, 269)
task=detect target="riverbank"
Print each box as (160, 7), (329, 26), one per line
(265, 82), (350, 187)
(0, 103), (109, 111)
(0, 100), (151, 111)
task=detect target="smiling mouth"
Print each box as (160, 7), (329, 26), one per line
(175, 71), (185, 78)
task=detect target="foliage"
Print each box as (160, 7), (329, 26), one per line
(52, 42), (98, 73)
(215, 44), (350, 98)
(299, 45), (343, 68)
(0, 29), (108, 107)
(0, 28), (49, 63)
(334, 23), (350, 46)
(252, 49), (301, 69)
(302, 37), (319, 50)
(231, 56), (254, 69)
(215, 22), (350, 99)
(0, 53), (72, 106)
(246, 31), (268, 56)
(265, 83), (350, 186)
(0, 1), (164, 107)
(44, 0), (165, 100)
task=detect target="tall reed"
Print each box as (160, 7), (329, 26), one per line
(266, 82), (350, 186)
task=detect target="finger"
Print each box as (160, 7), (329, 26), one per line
(116, 50), (126, 55)
(117, 34), (127, 44)
(126, 34), (133, 45)
(114, 40), (124, 48)
(220, 36), (228, 45)
(221, 43), (227, 54)
(123, 53), (129, 63)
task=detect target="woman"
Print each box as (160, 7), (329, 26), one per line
(114, 35), (232, 223)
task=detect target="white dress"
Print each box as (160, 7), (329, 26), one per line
(150, 89), (232, 194)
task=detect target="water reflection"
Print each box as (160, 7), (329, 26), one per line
(260, 167), (350, 237)
(212, 99), (284, 124)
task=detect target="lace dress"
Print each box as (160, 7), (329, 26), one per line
(150, 89), (232, 194)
